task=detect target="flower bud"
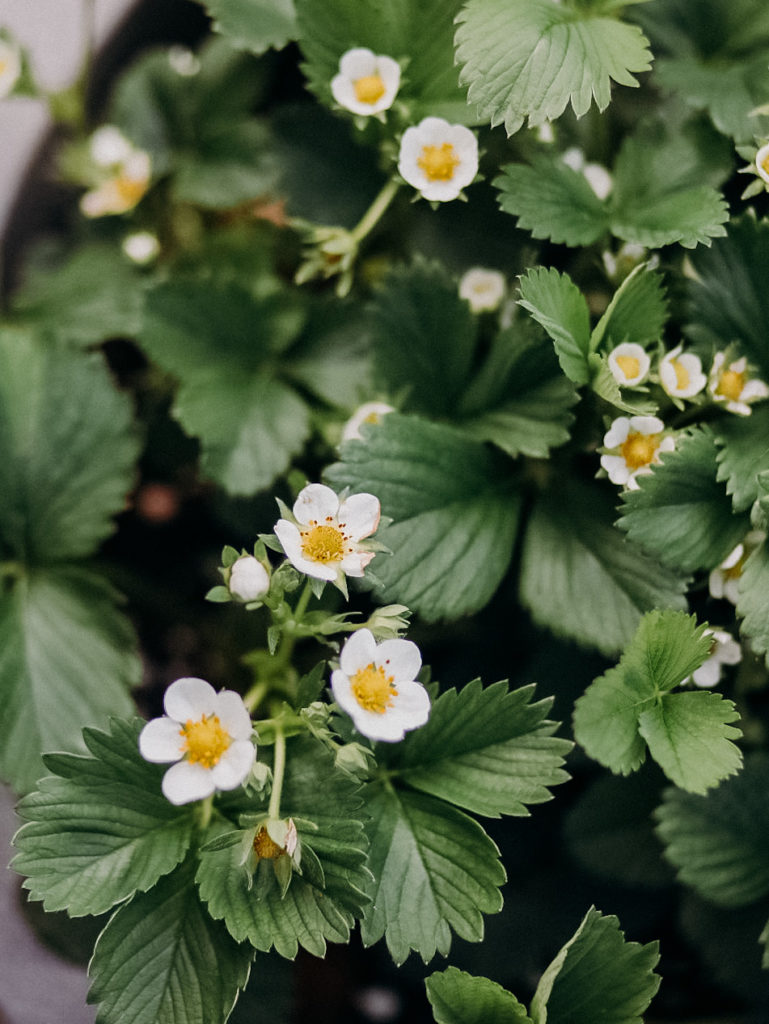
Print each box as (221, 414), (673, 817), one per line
(229, 555), (270, 603)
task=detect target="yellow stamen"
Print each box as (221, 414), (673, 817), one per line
(301, 523), (345, 564)
(672, 359), (690, 391)
(615, 355), (641, 381)
(0, 59), (7, 76)
(351, 662), (397, 714)
(417, 143), (460, 182)
(621, 431), (661, 471)
(114, 174), (149, 210)
(762, 153), (769, 177)
(354, 74), (386, 105)
(716, 369), (745, 402)
(180, 715), (231, 769)
(253, 827), (285, 860)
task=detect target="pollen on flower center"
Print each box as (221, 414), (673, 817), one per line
(615, 355), (641, 380)
(716, 369), (745, 402)
(301, 523), (346, 563)
(621, 432), (660, 470)
(417, 143), (460, 182)
(351, 662), (397, 714)
(253, 827), (285, 860)
(354, 73), (386, 104)
(115, 175), (148, 206)
(180, 714), (231, 768)
(672, 359), (690, 390)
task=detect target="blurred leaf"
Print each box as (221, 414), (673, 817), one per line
(197, 0), (298, 55)
(737, 537), (769, 664)
(714, 405), (769, 513)
(517, 268), (591, 385)
(426, 967), (531, 1024)
(285, 302), (373, 409)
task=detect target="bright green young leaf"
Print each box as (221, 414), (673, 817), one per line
(12, 719), (194, 916)
(517, 267), (591, 385)
(714, 405), (769, 513)
(325, 414), (521, 621)
(590, 263), (668, 351)
(361, 785), (505, 964)
(426, 967), (532, 1024)
(519, 482), (688, 656)
(455, 0), (652, 135)
(618, 428), (750, 573)
(737, 538), (769, 664)
(572, 665), (650, 776)
(529, 907), (660, 1024)
(0, 330), (141, 563)
(616, 608), (712, 695)
(0, 567), (139, 794)
(197, 0), (298, 54)
(382, 680), (571, 818)
(655, 754), (769, 908)
(88, 856), (253, 1024)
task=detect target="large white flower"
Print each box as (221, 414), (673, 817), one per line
(600, 415), (675, 490)
(139, 677), (256, 805)
(331, 628), (430, 741)
(0, 38), (22, 100)
(690, 629), (742, 688)
(341, 401), (394, 442)
(398, 117), (478, 202)
(708, 353), (769, 416)
(659, 345), (706, 399)
(80, 126), (151, 218)
(274, 483), (380, 584)
(331, 47), (401, 116)
(459, 267), (506, 313)
(607, 342), (650, 387)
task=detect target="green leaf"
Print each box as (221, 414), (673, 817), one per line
(88, 856), (253, 1024)
(618, 428), (750, 573)
(519, 482), (688, 656)
(714, 405), (769, 513)
(284, 302), (374, 409)
(590, 263), (668, 351)
(325, 414), (521, 621)
(426, 967), (532, 1024)
(0, 566), (139, 794)
(12, 719), (194, 917)
(198, 0), (298, 54)
(517, 268), (591, 385)
(655, 753), (769, 908)
(383, 680), (571, 818)
(360, 785), (505, 964)
(0, 330), (141, 563)
(529, 907), (660, 1024)
(456, 0), (652, 135)
(737, 537), (769, 664)
(572, 665), (650, 776)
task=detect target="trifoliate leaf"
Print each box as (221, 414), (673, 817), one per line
(572, 665), (650, 776)
(325, 414), (521, 621)
(737, 538), (769, 664)
(455, 0), (652, 135)
(655, 754), (769, 908)
(196, 0), (298, 55)
(590, 263), (668, 351)
(88, 856), (252, 1024)
(360, 785), (505, 964)
(517, 268), (591, 385)
(426, 967), (532, 1024)
(0, 330), (140, 563)
(529, 907), (660, 1024)
(714, 406), (769, 513)
(0, 566), (139, 794)
(12, 719), (194, 916)
(519, 482), (688, 656)
(382, 680), (571, 818)
(618, 428), (750, 573)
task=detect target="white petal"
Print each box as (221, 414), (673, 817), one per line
(419, 180), (464, 202)
(603, 417), (630, 448)
(721, 544), (744, 570)
(164, 677), (217, 722)
(331, 669), (361, 718)
(339, 550), (375, 577)
(293, 483), (339, 525)
(274, 518), (304, 560)
(692, 658), (720, 687)
(375, 638), (421, 682)
(161, 761), (215, 805)
(338, 492), (380, 540)
(741, 379), (769, 402)
(211, 741), (256, 790)
(229, 556), (270, 601)
(756, 142), (769, 184)
(716, 638), (743, 666)
(349, 710), (409, 742)
(340, 628), (377, 674)
(629, 415), (665, 435)
(139, 717), (185, 763)
(601, 454), (631, 485)
(724, 578), (741, 605)
(123, 149), (151, 183)
(708, 569), (725, 599)
(341, 402), (394, 442)
(90, 125), (133, 166)
(390, 679), (430, 723)
(583, 162), (613, 200)
(214, 690), (253, 740)
(339, 47), (377, 78)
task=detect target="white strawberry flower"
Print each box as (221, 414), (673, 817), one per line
(659, 345), (706, 399)
(607, 342), (650, 387)
(139, 677), (256, 805)
(229, 555), (270, 603)
(755, 142), (769, 185)
(274, 483), (380, 585)
(459, 267), (506, 313)
(122, 231), (160, 265)
(341, 401), (394, 442)
(0, 38), (22, 100)
(708, 531), (765, 605)
(600, 415), (675, 490)
(562, 147), (613, 200)
(331, 48), (401, 116)
(690, 629), (742, 688)
(80, 126), (152, 218)
(331, 628), (430, 742)
(398, 117), (478, 202)
(708, 353), (769, 416)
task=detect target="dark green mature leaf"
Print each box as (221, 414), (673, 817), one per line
(519, 482), (688, 656)
(738, 538), (769, 663)
(88, 856), (252, 1024)
(426, 968), (531, 1024)
(456, 0), (652, 135)
(13, 719), (194, 916)
(325, 414), (521, 621)
(715, 405), (769, 513)
(383, 680), (571, 818)
(0, 567), (138, 794)
(618, 428), (750, 573)
(0, 330), (140, 563)
(198, 0), (298, 54)
(361, 785), (505, 964)
(656, 754), (769, 907)
(517, 268), (591, 385)
(572, 665), (650, 776)
(529, 908), (660, 1024)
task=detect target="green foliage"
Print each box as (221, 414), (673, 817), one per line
(574, 609), (742, 792)
(517, 267), (591, 384)
(737, 536), (769, 664)
(715, 405), (769, 513)
(590, 261), (668, 350)
(455, 0), (652, 135)
(12, 719), (194, 916)
(426, 967), (532, 1024)
(196, 0), (298, 55)
(325, 413), (521, 620)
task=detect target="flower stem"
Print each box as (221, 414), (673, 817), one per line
(243, 679), (269, 714)
(198, 793), (214, 830)
(350, 177), (400, 245)
(268, 723), (287, 819)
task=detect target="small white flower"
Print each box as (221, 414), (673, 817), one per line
(708, 353), (769, 416)
(342, 401), (394, 442)
(535, 121), (555, 144)
(0, 38), (22, 100)
(600, 415), (675, 490)
(755, 142), (769, 185)
(81, 138), (151, 219)
(459, 267), (506, 313)
(561, 147), (612, 199)
(602, 242), (648, 281)
(608, 342), (650, 387)
(89, 125), (135, 167)
(690, 629), (742, 688)
(331, 628), (430, 742)
(331, 48), (400, 116)
(274, 483), (380, 584)
(122, 231), (160, 265)
(168, 45), (200, 77)
(659, 345), (707, 399)
(708, 531), (765, 605)
(229, 555), (270, 603)
(139, 677), (256, 805)
(398, 117), (478, 202)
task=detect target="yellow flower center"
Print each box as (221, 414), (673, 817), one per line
(0, 59), (7, 76)
(672, 359), (690, 391)
(620, 431), (661, 471)
(762, 153), (769, 177)
(253, 826), (285, 860)
(716, 369), (745, 402)
(301, 522), (346, 564)
(351, 662), (397, 714)
(417, 142), (460, 182)
(615, 355), (641, 381)
(354, 73), (386, 105)
(114, 173), (149, 210)
(180, 715), (231, 769)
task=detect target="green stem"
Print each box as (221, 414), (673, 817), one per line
(198, 793), (214, 830)
(350, 177), (400, 244)
(243, 679), (269, 714)
(268, 724), (287, 819)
